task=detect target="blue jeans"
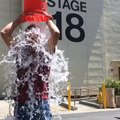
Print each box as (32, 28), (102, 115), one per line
(14, 99), (52, 120)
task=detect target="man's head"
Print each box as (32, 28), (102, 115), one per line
(25, 24), (37, 32)
(25, 24), (39, 41)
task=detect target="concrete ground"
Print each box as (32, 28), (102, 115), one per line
(61, 110), (120, 120)
(0, 100), (120, 120)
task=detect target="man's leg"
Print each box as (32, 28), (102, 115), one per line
(14, 103), (30, 120)
(32, 99), (52, 120)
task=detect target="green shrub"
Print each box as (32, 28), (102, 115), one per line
(105, 78), (116, 88)
(115, 81), (120, 95)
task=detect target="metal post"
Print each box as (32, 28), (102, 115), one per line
(74, 89), (77, 106)
(79, 88), (81, 101)
(98, 91), (103, 108)
(67, 82), (71, 111)
(102, 83), (107, 108)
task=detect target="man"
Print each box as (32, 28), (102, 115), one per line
(1, 15), (60, 120)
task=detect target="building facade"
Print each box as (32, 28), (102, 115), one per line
(0, 0), (22, 98)
(0, 0), (120, 98)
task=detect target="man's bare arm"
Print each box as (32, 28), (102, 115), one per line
(46, 20), (60, 52)
(0, 16), (22, 47)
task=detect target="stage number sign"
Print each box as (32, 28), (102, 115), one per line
(48, 0), (87, 42)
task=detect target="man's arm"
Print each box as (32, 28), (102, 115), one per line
(0, 16), (22, 47)
(46, 20), (60, 53)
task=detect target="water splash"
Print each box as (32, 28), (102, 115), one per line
(0, 24), (69, 120)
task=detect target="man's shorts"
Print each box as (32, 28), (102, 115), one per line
(14, 99), (52, 120)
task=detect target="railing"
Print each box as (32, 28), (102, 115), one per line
(64, 86), (100, 98)
(62, 85), (101, 110)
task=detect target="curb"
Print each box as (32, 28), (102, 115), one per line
(59, 103), (78, 111)
(79, 100), (100, 108)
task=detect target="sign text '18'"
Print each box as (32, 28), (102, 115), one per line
(53, 11), (85, 42)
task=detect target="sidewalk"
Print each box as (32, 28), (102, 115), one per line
(59, 101), (120, 114)
(0, 100), (120, 120)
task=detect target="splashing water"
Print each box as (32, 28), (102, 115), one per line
(0, 24), (69, 120)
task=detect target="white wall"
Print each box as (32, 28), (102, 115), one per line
(1, 0), (120, 98)
(48, 0), (104, 87)
(103, 0), (120, 77)
(0, 0), (22, 98)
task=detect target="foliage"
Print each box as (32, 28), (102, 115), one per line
(114, 81), (120, 95)
(105, 78), (116, 88)
(105, 78), (120, 95)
